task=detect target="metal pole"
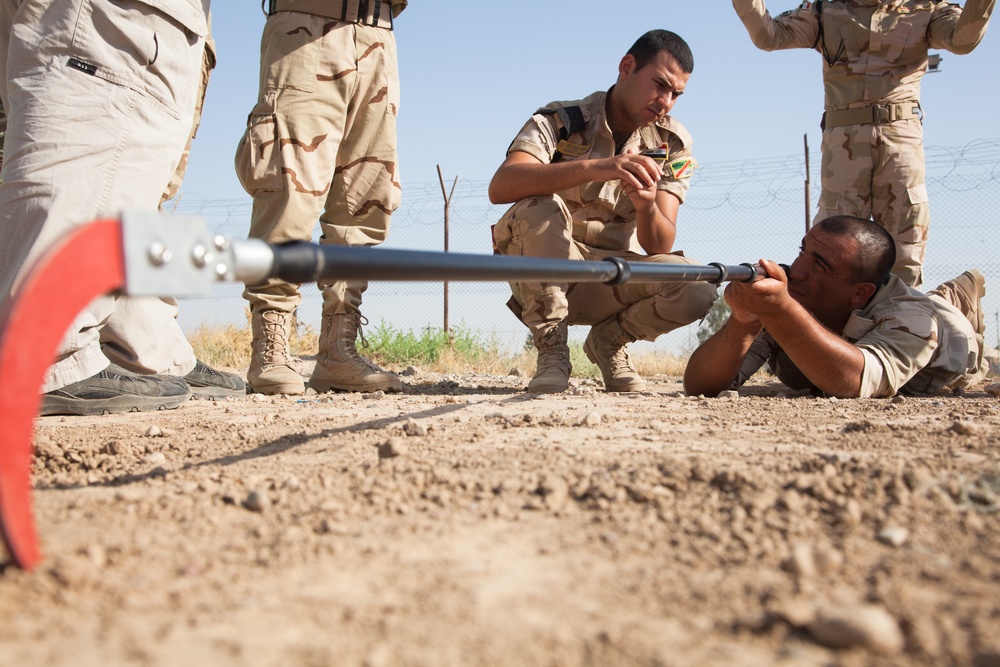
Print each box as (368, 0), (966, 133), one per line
(251, 241), (777, 286)
(804, 133), (811, 234)
(437, 165), (458, 336)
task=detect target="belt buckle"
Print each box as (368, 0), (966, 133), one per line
(872, 104), (891, 124)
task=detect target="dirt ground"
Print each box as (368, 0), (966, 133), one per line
(3, 366), (1000, 667)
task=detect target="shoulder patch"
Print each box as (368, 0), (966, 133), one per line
(668, 159), (694, 180)
(555, 139), (590, 158)
(779, 1), (811, 16)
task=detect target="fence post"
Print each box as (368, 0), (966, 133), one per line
(436, 165), (458, 336)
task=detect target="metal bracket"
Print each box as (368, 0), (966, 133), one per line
(120, 211), (273, 295)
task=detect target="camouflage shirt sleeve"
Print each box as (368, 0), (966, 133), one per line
(846, 303), (939, 398)
(653, 117), (696, 205)
(506, 109), (561, 165)
(732, 0), (820, 51)
(928, 0), (996, 54)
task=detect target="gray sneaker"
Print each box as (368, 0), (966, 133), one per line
(41, 364), (191, 416)
(183, 360), (247, 399)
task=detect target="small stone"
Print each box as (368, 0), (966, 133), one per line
(378, 438), (408, 460)
(891, 395), (906, 404)
(401, 366), (419, 377)
(718, 390), (739, 400)
(402, 418), (428, 437)
(145, 425), (162, 437)
(782, 543), (816, 578)
(573, 385), (597, 397)
(878, 525), (909, 547)
(362, 390), (386, 400)
(814, 547), (845, 575)
(539, 475), (570, 511)
(142, 452), (166, 466)
(508, 367), (523, 377)
(581, 412), (603, 427)
(809, 604), (904, 654)
(842, 499), (863, 526)
(951, 420), (980, 436)
(244, 489), (270, 513)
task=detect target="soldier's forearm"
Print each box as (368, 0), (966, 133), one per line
(932, 0), (997, 53)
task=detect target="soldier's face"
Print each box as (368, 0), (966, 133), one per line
(616, 51), (689, 129)
(787, 227), (868, 329)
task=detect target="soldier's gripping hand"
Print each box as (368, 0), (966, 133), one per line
(597, 152), (664, 194)
(724, 258), (794, 323)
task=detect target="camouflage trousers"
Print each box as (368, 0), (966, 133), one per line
(236, 10), (401, 317)
(493, 195), (717, 340)
(0, 0), (205, 391)
(815, 120), (928, 288)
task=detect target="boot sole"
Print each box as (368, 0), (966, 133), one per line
(39, 393), (190, 417)
(307, 378), (402, 393)
(248, 383), (306, 396)
(188, 385), (249, 400)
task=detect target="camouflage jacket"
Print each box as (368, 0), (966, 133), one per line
(734, 274), (985, 397)
(506, 89), (696, 251)
(732, 0), (996, 109)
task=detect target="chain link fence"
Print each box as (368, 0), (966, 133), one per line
(174, 138), (1000, 360)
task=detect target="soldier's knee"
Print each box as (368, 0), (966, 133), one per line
(664, 282), (718, 323)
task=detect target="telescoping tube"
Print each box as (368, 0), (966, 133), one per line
(234, 241), (784, 287)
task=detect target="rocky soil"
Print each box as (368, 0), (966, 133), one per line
(3, 370), (1000, 667)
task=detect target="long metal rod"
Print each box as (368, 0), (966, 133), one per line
(253, 241), (768, 286)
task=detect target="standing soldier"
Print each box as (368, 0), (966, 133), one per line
(236, 0), (407, 395)
(732, 0), (996, 288)
(0, 0), (246, 416)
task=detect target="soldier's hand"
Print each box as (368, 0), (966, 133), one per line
(724, 258), (794, 319)
(597, 153), (663, 192)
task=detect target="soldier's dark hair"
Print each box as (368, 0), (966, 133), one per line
(815, 215), (896, 286)
(627, 30), (694, 74)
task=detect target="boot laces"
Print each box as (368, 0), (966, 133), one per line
(261, 311), (291, 363)
(342, 313), (385, 374)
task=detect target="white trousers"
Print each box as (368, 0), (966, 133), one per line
(0, 0), (207, 390)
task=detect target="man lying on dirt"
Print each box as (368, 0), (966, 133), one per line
(683, 215), (988, 399)
(489, 29), (717, 394)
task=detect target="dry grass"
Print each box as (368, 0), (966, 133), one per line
(188, 317), (690, 379)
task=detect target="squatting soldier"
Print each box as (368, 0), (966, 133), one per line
(236, 0), (407, 395)
(489, 30), (717, 395)
(684, 216), (988, 398)
(732, 0), (996, 289)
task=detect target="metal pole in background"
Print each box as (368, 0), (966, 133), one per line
(437, 165), (458, 336)
(804, 134), (811, 234)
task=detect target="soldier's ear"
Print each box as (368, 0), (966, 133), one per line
(618, 54), (636, 80)
(850, 281), (878, 309)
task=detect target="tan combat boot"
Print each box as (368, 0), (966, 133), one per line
(308, 312), (402, 393)
(248, 308), (305, 395)
(583, 315), (646, 392)
(527, 321), (571, 394)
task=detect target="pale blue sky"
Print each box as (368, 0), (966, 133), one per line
(186, 2), (1000, 201)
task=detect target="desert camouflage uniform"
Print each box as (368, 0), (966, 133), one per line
(492, 90), (717, 342)
(732, 0), (996, 288)
(734, 273), (988, 397)
(236, 0), (406, 318)
(0, 0), (209, 391)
